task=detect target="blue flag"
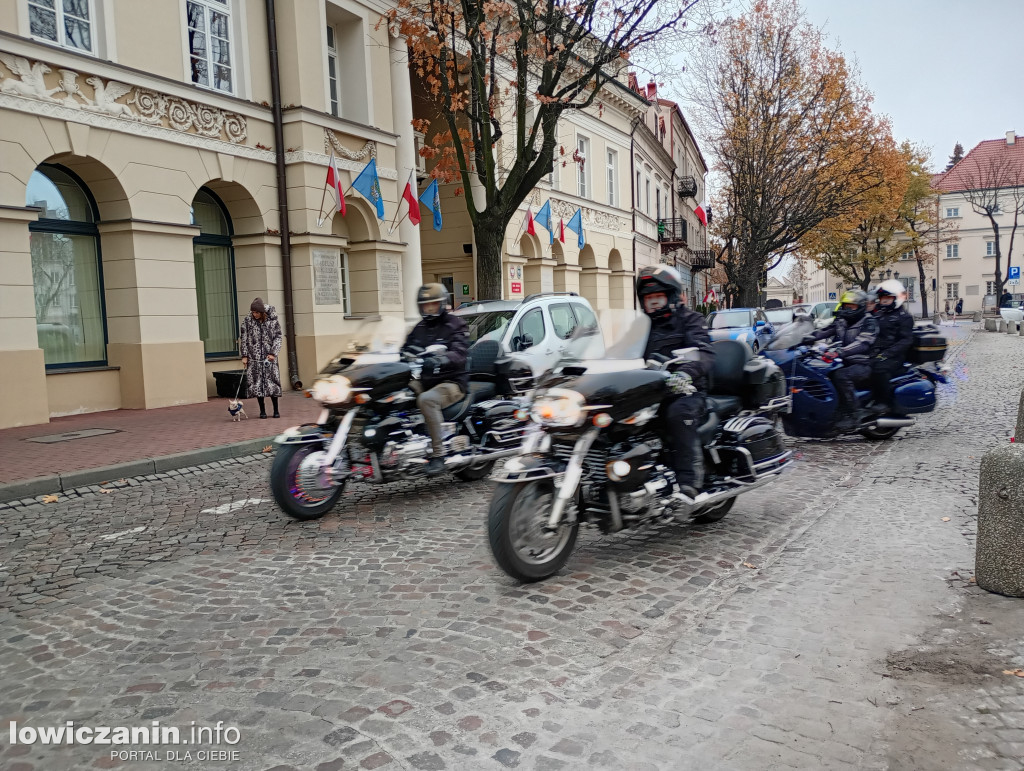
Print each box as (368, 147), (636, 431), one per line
(352, 159), (385, 219)
(534, 200), (553, 244)
(566, 208), (584, 249)
(419, 179), (443, 231)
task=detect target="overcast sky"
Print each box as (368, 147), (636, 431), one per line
(799, 0), (1024, 171)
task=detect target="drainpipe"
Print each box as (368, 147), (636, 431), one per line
(630, 117), (639, 310)
(265, 0), (301, 389)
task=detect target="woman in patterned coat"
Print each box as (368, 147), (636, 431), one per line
(239, 297), (283, 418)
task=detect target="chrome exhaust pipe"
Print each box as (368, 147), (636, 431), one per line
(670, 457), (794, 511)
(873, 417), (915, 428)
(444, 446), (522, 467)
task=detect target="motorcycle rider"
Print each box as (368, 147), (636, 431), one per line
(802, 289), (879, 431)
(636, 266), (715, 498)
(867, 279), (915, 417)
(401, 284), (469, 476)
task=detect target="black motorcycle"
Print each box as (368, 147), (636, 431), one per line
(486, 314), (794, 582)
(271, 318), (529, 520)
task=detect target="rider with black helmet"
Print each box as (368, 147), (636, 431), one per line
(401, 283), (470, 475)
(867, 280), (915, 417)
(637, 265), (715, 497)
(804, 289), (879, 431)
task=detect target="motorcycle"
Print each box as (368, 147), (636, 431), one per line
(763, 318), (949, 440)
(486, 313), (794, 582)
(271, 317), (530, 520)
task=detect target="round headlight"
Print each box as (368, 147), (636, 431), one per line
(529, 388), (586, 427)
(311, 374), (352, 405)
(606, 460), (631, 481)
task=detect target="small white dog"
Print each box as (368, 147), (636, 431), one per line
(228, 399), (248, 421)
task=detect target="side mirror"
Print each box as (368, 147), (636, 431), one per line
(756, 320), (767, 327)
(516, 334), (533, 351)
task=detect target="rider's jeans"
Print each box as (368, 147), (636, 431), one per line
(411, 381), (465, 457)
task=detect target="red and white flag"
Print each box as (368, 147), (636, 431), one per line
(558, 218), (566, 243)
(402, 179), (421, 226)
(703, 288), (717, 304)
(693, 199), (707, 227)
(525, 207), (536, 236)
(326, 151), (346, 216)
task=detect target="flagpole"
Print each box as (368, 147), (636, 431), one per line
(316, 150), (335, 228)
(388, 169), (413, 236)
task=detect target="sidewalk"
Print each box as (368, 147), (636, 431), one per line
(0, 391), (321, 502)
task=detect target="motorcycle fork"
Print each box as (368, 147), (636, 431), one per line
(323, 408), (359, 469)
(546, 428), (598, 531)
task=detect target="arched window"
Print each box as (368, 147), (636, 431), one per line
(191, 188), (238, 356)
(26, 164), (106, 368)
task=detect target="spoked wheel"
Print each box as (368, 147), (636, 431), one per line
(692, 496), (736, 524)
(859, 425), (900, 441)
(270, 443), (346, 520)
(455, 460), (495, 482)
(487, 480), (579, 582)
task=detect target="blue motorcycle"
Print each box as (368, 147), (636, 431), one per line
(763, 319), (949, 440)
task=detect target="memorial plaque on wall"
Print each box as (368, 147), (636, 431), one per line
(313, 249), (341, 306)
(378, 255), (402, 306)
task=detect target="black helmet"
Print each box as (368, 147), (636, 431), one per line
(835, 289), (868, 323)
(416, 283), (449, 320)
(636, 265), (683, 321)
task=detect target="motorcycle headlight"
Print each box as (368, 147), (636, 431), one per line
(530, 388), (586, 427)
(311, 374), (352, 405)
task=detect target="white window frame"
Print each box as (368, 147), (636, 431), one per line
(945, 206), (960, 218)
(986, 280), (997, 296)
(27, 0), (96, 53)
(340, 252), (351, 314)
(898, 277), (915, 302)
(946, 243), (959, 259)
(986, 241), (995, 256)
(184, 0), (235, 95)
(645, 178), (651, 214)
(946, 282), (959, 299)
(326, 24), (339, 117)
(576, 135), (590, 199)
(635, 170), (640, 207)
(606, 149), (617, 207)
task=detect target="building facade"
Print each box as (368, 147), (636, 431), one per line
(0, 0), (422, 428)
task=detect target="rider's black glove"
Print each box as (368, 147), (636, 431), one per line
(421, 354), (448, 377)
(801, 334), (817, 346)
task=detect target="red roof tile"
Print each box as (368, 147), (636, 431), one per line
(933, 134), (1024, 193)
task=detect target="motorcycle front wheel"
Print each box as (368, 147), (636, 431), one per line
(487, 480), (579, 582)
(859, 425), (900, 441)
(270, 443), (346, 520)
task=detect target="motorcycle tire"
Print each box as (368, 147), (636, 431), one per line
(455, 461), (495, 482)
(692, 496), (736, 524)
(487, 480), (579, 582)
(858, 425), (900, 441)
(270, 443), (346, 520)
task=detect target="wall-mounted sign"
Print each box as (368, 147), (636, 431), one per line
(511, 282), (522, 294)
(462, 284), (470, 295)
(313, 249), (341, 306)
(509, 266), (516, 278)
(378, 255), (402, 306)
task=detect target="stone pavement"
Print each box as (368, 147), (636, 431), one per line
(0, 390), (320, 493)
(0, 323), (1022, 770)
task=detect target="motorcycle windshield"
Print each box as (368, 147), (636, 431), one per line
(767, 317), (815, 351)
(325, 316), (409, 370)
(561, 311), (651, 363)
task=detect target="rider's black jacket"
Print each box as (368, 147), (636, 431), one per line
(402, 311), (469, 391)
(810, 314), (878, 364)
(643, 305), (715, 391)
(871, 305), (915, 362)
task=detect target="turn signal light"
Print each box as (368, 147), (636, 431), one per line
(592, 413), (613, 427)
(354, 393), (371, 404)
(304, 390), (313, 398)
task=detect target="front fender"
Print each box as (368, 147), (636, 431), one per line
(490, 453), (567, 483)
(274, 423), (330, 445)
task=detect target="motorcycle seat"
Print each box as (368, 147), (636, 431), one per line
(442, 381), (497, 421)
(705, 394), (743, 418)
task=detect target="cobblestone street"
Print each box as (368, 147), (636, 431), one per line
(1, 324), (1023, 771)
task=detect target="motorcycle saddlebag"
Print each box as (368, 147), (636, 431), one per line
(908, 327), (947, 364)
(718, 416), (786, 464)
(741, 358), (787, 409)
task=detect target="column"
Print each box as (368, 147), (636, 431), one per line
(390, 33), (423, 320)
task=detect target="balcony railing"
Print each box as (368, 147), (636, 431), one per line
(677, 176), (698, 199)
(689, 250), (715, 271)
(657, 218), (688, 246)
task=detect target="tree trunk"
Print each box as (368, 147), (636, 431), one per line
(474, 216), (506, 300)
(916, 257), (929, 319)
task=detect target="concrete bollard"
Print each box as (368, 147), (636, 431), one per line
(976, 443), (1024, 597)
(932, 313), (942, 325)
(974, 311), (983, 322)
(1008, 320), (1018, 335)
(985, 318), (997, 331)
(998, 320), (1006, 332)
(1019, 323), (1024, 337)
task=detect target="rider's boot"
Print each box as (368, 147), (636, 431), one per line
(425, 456), (445, 476)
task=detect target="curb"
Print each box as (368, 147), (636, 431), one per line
(0, 437), (277, 504)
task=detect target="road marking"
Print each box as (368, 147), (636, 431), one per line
(99, 526), (147, 541)
(201, 498), (269, 515)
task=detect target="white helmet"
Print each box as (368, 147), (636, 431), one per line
(875, 279), (906, 309)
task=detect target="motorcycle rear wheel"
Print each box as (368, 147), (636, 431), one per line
(270, 443), (346, 520)
(859, 425), (900, 441)
(487, 480), (578, 582)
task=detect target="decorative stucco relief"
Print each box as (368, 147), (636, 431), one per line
(0, 52), (247, 144)
(324, 129), (376, 161)
(548, 197), (629, 232)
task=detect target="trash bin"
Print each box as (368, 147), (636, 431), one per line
(213, 370), (247, 399)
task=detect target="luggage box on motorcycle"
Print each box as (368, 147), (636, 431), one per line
(908, 328), (947, 364)
(741, 358), (787, 409)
